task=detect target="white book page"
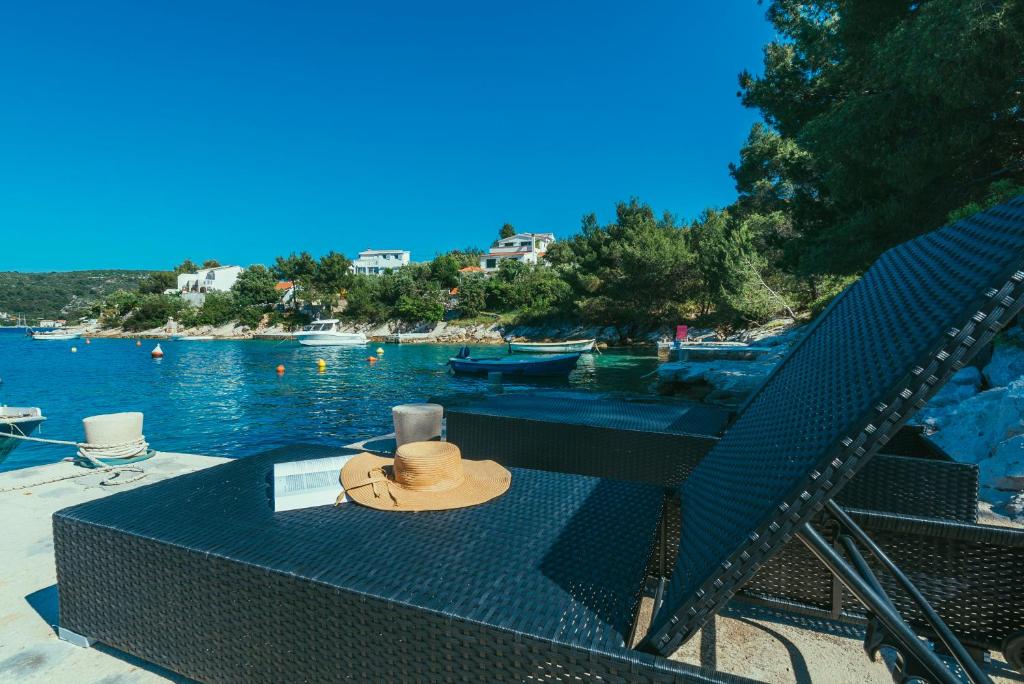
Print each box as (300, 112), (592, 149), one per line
(273, 454), (357, 512)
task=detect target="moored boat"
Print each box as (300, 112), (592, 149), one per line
(31, 329), (80, 341)
(448, 350), (581, 377)
(0, 407), (46, 463)
(508, 338), (596, 354)
(293, 319), (367, 346)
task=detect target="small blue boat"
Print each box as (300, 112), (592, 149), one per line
(448, 348), (581, 377)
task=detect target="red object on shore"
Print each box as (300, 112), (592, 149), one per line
(676, 325), (688, 341)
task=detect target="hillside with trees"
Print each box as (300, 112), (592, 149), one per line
(0, 271), (154, 323)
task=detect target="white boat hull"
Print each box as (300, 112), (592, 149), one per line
(509, 339), (596, 353)
(296, 333), (367, 346)
(31, 332), (80, 341)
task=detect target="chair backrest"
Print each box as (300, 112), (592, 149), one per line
(644, 197), (1024, 656)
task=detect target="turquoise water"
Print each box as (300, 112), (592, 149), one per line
(0, 332), (659, 472)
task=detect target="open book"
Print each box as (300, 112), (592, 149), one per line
(273, 454), (357, 512)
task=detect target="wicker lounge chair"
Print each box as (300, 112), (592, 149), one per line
(54, 199), (1024, 682)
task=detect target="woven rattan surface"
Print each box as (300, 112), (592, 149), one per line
(440, 391), (733, 436)
(54, 445), (749, 682)
(742, 508), (1024, 651)
(647, 198), (1024, 655)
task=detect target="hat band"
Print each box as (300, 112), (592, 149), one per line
(339, 466), (396, 505)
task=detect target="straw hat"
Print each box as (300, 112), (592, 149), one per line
(340, 442), (511, 512)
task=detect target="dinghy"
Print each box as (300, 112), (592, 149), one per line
(448, 348), (581, 377)
(508, 338), (596, 354)
(0, 407), (46, 463)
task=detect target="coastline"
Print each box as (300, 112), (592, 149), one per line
(73, 316), (802, 346)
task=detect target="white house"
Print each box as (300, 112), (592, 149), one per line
(175, 265), (244, 306)
(176, 265), (244, 294)
(479, 232), (555, 273)
(351, 249), (410, 275)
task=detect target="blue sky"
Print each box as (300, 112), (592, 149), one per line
(0, 2), (775, 271)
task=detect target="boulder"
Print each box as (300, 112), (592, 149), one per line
(982, 342), (1024, 388)
(657, 358), (777, 406)
(926, 366), (982, 408)
(979, 435), (1024, 491)
(917, 379), (1024, 464)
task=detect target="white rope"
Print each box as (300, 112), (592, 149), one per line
(1, 422), (150, 487)
(1, 424), (149, 460)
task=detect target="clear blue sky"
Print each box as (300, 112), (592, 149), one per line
(0, 1), (774, 271)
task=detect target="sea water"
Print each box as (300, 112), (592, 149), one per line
(0, 332), (659, 472)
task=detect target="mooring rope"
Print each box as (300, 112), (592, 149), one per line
(0, 423), (150, 489)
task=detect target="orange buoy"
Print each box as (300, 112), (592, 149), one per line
(276, 364), (286, 374)
(367, 356), (377, 363)
(151, 343), (164, 359)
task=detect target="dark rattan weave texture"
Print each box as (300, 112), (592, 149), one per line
(649, 198), (1024, 654)
(55, 445), (750, 683)
(742, 509), (1024, 651)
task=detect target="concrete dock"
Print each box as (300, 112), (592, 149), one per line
(0, 452), (1018, 683)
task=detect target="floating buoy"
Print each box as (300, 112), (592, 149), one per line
(151, 344), (164, 359)
(376, 347), (385, 355)
(70, 346), (78, 353)
(85, 338), (91, 345)
(316, 358), (326, 367)
(367, 356), (377, 363)
(276, 364), (286, 374)
(136, 340), (142, 347)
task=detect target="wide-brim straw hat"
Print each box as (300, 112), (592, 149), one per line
(340, 441), (511, 512)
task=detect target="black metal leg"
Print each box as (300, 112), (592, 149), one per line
(825, 501), (992, 684)
(795, 524), (961, 684)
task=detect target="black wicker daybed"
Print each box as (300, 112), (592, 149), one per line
(53, 199), (1024, 682)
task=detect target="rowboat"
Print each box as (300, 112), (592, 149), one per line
(31, 330), (80, 341)
(0, 407), (46, 464)
(448, 352), (581, 377)
(508, 338), (596, 354)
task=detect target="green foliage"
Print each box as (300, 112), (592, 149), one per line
(732, 0), (1024, 279)
(948, 181), (1024, 224)
(456, 273), (487, 317)
(395, 293), (444, 323)
(201, 259), (221, 269)
(137, 271), (176, 294)
(499, 223), (516, 239)
(231, 265), (278, 309)
(173, 259), (199, 275)
(547, 199), (698, 325)
(194, 292), (237, 326)
(0, 270), (153, 322)
(122, 294), (188, 332)
(309, 251), (354, 306)
(429, 254), (462, 288)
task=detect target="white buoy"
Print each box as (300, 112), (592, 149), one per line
(70, 346), (78, 353)
(151, 343), (164, 359)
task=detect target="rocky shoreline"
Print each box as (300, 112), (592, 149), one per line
(656, 321), (1024, 523)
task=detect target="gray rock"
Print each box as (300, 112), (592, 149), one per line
(657, 358), (777, 406)
(927, 366), (982, 408)
(919, 379), (1024, 464)
(982, 342), (1024, 388)
(979, 434), (1024, 491)
(1007, 492), (1024, 518)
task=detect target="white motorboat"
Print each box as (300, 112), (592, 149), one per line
(508, 338), (596, 354)
(172, 335), (215, 341)
(293, 319), (367, 346)
(30, 329), (80, 341)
